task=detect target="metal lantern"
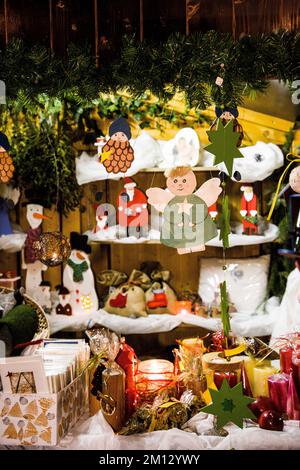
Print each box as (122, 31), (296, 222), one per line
(33, 232), (71, 267)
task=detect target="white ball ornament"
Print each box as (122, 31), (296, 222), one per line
(289, 166), (300, 193)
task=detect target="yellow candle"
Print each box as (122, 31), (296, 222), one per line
(253, 365), (278, 397)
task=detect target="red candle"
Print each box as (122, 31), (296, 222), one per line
(280, 346), (293, 374)
(267, 373), (289, 415)
(287, 373), (300, 420)
(292, 350), (300, 398)
(214, 371), (237, 390)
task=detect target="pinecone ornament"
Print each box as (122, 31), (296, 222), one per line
(102, 140), (134, 174)
(0, 152), (14, 183)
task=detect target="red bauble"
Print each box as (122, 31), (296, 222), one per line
(258, 410), (284, 432)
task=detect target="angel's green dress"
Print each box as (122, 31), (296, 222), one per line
(161, 194), (217, 249)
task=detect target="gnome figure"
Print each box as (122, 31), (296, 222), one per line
(0, 132), (14, 184)
(240, 185), (258, 235)
(118, 177), (148, 238)
(63, 232), (99, 315)
(100, 117), (134, 174)
(210, 107), (244, 147)
(22, 201), (49, 297)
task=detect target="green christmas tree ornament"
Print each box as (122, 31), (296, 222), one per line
(206, 119), (244, 176)
(201, 380), (255, 429)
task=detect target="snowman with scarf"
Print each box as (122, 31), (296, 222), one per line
(63, 232), (99, 315)
(22, 199), (50, 297)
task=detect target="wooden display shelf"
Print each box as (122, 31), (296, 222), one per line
(139, 166), (219, 173)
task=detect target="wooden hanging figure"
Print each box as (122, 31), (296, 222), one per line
(22, 200), (49, 297)
(210, 107), (244, 147)
(63, 232), (99, 315)
(100, 117), (134, 174)
(240, 185), (258, 235)
(0, 132), (14, 184)
(118, 177), (148, 238)
(146, 167), (222, 255)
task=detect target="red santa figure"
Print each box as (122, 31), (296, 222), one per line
(240, 185), (258, 235)
(93, 205), (108, 233)
(208, 202), (218, 220)
(117, 177), (148, 238)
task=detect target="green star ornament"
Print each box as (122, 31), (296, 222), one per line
(201, 380), (255, 429)
(206, 119), (244, 176)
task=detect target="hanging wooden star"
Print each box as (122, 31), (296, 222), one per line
(205, 119), (244, 176)
(201, 380), (255, 429)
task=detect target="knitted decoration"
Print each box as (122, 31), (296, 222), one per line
(0, 304), (38, 347)
(67, 259), (89, 282)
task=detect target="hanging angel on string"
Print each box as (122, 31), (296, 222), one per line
(146, 167), (222, 255)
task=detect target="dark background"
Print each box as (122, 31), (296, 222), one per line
(0, 0), (299, 55)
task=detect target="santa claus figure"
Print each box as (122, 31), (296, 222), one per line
(100, 117), (134, 174)
(118, 177), (148, 238)
(240, 185), (258, 235)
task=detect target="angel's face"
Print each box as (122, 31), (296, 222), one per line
(167, 171), (196, 196)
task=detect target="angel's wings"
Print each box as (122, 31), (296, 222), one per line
(194, 177), (222, 207)
(146, 188), (174, 212)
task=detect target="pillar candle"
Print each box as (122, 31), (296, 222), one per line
(287, 372), (300, 420)
(214, 371), (237, 390)
(292, 350), (300, 398)
(267, 373), (289, 414)
(253, 365), (278, 397)
(280, 346), (293, 374)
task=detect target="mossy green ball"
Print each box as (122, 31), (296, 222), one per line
(0, 304), (39, 347)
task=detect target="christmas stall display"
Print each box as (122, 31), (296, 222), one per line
(21, 199), (50, 298)
(0, 131), (14, 184)
(63, 232), (98, 315)
(146, 167), (222, 254)
(0, 184), (26, 252)
(117, 177), (148, 239)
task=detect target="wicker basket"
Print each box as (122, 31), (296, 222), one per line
(0, 287), (50, 340)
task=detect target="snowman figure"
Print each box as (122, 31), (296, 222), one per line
(63, 232), (99, 315)
(22, 201), (49, 297)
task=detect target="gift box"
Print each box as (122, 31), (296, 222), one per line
(0, 370), (88, 446)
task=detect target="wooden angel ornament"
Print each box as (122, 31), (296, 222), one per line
(146, 167), (222, 255)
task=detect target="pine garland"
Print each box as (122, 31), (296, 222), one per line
(1, 31), (300, 108)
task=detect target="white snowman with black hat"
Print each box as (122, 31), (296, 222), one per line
(63, 231), (99, 315)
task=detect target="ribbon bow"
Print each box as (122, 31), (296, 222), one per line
(151, 269), (170, 282)
(127, 270), (152, 290)
(97, 270), (128, 287)
(267, 153), (300, 221)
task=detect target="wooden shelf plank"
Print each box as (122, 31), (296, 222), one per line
(139, 166), (219, 173)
